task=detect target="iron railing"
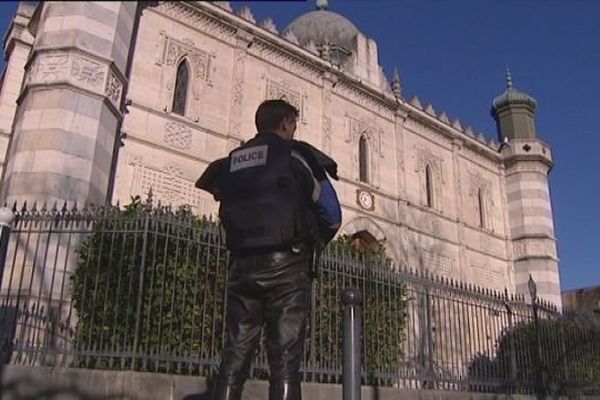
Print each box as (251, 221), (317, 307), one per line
(0, 202), (599, 397)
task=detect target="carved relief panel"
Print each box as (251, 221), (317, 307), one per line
(157, 32), (216, 120)
(263, 76), (307, 124)
(422, 250), (454, 277)
(129, 156), (212, 215)
(29, 51), (124, 108)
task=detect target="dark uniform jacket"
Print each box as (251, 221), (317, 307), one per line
(196, 132), (341, 251)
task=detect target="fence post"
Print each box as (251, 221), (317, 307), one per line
(342, 288), (362, 400)
(503, 299), (518, 391)
(0, 207), (14, 289)
(528, 275), (546, 399)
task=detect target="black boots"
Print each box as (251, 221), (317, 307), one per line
(268, 379), (301, 400)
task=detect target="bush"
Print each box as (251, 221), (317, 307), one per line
(71, 198), (227, 373)
(71, 204), (407, 381)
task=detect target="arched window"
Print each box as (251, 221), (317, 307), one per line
(172, 60), (190, 116)
(478, 188), (487, 228)
(359, 135), (368, 182)
(425, 164), (434, 208)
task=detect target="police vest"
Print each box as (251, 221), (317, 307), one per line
(218, 136), (314, 252)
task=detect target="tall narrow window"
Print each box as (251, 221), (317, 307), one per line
(478, 188), (487, 228)
(425, 164), (433, 208)
(172, 60), (189, 116)
(359, 135), (368, 182)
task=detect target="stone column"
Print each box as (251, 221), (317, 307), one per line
(503, 140), (561, 308)
(1, 2), (138, 207)
(0, 3), (35, 181)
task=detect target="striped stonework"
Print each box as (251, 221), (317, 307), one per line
(0, 2), (137, 206)
(503, 139), (561, 308)
(0, 3), (35, 183)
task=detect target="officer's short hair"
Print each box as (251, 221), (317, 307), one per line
(255, 99), (299, 132)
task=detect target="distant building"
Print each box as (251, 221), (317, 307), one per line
(0, 1), (562, 306)
(562, 285), (600, 314)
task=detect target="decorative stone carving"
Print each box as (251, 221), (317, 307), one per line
(415, 147), (443, 182)
(265, 79), (305, 121)
(105, 70), (122, 106)
(213, 1), (232, 12)
(322, 115), (332, 152)
(157, 3), (237, 44)
(164, 36), (213, 83)
(346, 115), (382, 150)
(129, 157), (209, 214)
(305, 40), (318, 55)
(424, 103), (436, 116)
(36, 53), (69, 81)
(253, 41), (321, 81)
(261, 17), (278, 34)
(410, 95), (422, 109)
(232, 78), (244, 104)
(71, 55), (105, 87)
(470, 262), (503, 290)
(451, 118), (463, 132)
(480, 233), (491, 251)
(468, 171), (491, 196)
(335, 81), (394, 120)
(405, 118), (452, 148)
(422, 250), (453, 276)
(237, 6), (255, 23)
(164, 121), (192, 150)
(283, 30), (300, 45)
(438, 111), (449, 124)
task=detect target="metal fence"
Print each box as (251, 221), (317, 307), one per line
(1, 202), (599, 397)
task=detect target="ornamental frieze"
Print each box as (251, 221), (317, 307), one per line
(252, 41), (321, 82)
(129, 156), (209, 214)
(155, 2), (237, 45)
(164, 121), (192, 150)
(29, 51), (123, 107)
(335, 81), (394, 120)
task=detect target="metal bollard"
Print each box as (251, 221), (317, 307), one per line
(0, 207), (14, 288)
(342, 288), (362, 400)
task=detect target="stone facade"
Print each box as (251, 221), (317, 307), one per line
(0, 2), (561, 306)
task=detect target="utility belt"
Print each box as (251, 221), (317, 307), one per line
(231, 241), (310, 258)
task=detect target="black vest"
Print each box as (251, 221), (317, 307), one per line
(218, 133), (313, 253)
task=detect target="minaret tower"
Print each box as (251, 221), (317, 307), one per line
(491, 68), (561, 307)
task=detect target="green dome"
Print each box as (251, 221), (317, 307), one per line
(492, 68), (537, 111)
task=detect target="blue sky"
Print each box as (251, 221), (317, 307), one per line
(1, 1), (598, 291)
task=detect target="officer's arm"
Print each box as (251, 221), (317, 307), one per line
(291, 151), (342, 245)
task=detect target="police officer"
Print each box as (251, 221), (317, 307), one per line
(197, 99), (341, 400)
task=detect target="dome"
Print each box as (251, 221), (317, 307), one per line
(491, 69), (537, 111)
(284, 10), (360, 53)
(492, 87), (538, 110)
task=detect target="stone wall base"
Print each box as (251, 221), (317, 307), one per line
(0, 365), (553, 400)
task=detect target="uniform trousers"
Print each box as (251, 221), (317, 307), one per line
(212, 246), (311, 400)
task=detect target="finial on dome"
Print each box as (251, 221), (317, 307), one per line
(505, 66), (513, 89)
(316, 0), (329, 10)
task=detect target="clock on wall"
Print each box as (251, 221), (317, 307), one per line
(356, 189), (374, 211)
